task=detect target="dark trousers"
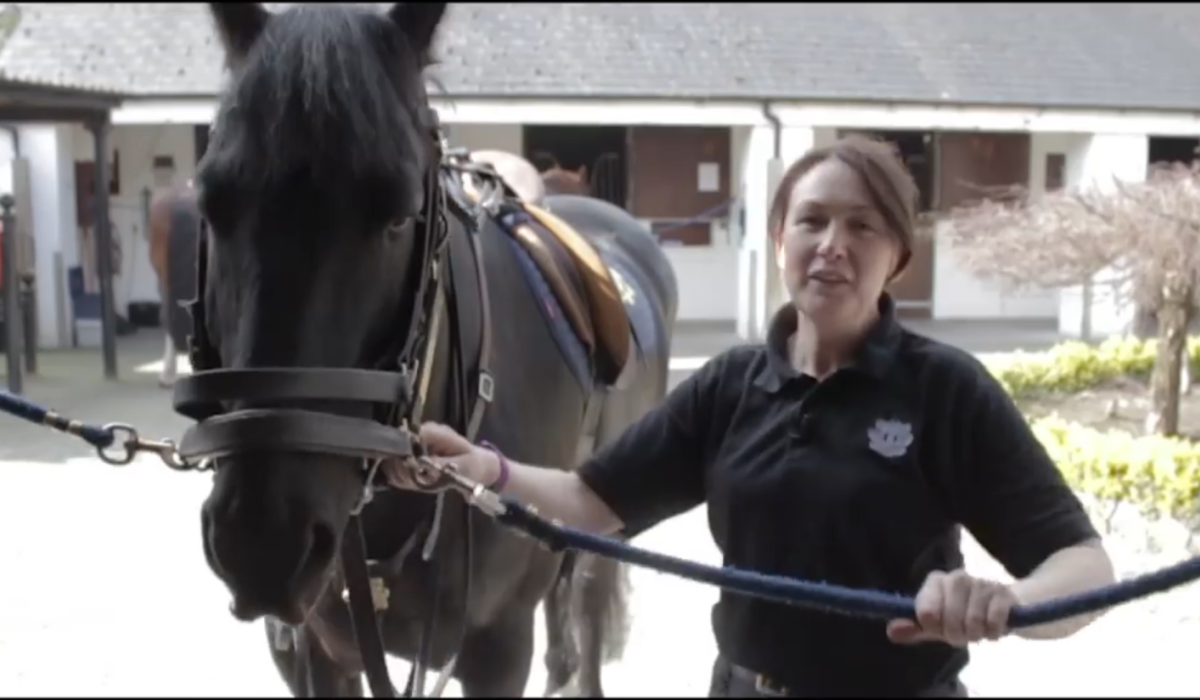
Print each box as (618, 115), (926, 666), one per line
(708, 656), (969, 698)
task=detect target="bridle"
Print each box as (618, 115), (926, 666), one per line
(171, 114), (497, 698)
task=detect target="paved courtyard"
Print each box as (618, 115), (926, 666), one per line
(2, 322), (1200, 697)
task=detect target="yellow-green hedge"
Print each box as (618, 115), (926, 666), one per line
(984, 335), (1200, 397)
(983, 336), (1200, 522)
(1032, 416), (1200, 524)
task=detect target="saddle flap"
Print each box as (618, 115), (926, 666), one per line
(522, 203), (631, 376)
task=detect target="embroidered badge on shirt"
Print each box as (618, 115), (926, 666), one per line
(867, 418), (913, 459)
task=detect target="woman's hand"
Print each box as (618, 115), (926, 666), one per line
(384, 422), (498, 491)
(886, 569), (1020, 647)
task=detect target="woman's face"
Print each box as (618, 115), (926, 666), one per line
(775, 157), (903, 327)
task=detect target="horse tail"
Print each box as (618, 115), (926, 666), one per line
(577, 551), (632, 664)
(542, 547), (632, 696)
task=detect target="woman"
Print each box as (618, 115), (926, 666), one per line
(388, 135), (1115, 697)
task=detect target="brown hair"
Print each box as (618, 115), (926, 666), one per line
(768, 134), (920, 274)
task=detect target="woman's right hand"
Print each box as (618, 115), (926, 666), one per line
(385, 422), (498, 491)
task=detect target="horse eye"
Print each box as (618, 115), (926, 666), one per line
(384, 217), (411, 238)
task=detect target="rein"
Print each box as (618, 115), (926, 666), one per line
(171, 119), (496, 698)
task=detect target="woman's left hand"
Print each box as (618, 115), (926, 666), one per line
(886, 569), (1020, 647)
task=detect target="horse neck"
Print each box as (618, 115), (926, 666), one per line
(543, 174), (587, 197)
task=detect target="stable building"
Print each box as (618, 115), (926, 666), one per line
(4, 3), (1200, 360)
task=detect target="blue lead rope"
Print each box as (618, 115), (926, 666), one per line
(494, 495), (1200, 629)
(0, 390), (116, 449)
(5, 387), (1199, 629)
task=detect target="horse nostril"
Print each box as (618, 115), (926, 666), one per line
(307, 520), (338, 573)
(289, 519), (339, 605)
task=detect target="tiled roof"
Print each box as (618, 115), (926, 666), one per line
(0, 4), (128, 96)
(2, 3), (1200, 110)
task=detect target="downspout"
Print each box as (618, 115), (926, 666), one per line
(761, 102), (782, 159)
(753, 102), (785, 340)
(0, 124), (19, 158)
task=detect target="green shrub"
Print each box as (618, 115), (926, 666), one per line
(984, 335), (1200, 397)
(977, 336), (1200, 521)
(1032, 415), (1200, 524)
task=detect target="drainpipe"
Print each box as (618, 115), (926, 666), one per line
(753, 102), (786, 340)
(0, 123), (19, 158)
(761, 102), (783, 159)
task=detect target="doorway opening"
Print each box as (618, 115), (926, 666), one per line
(1148, 136), (1200, 170)
(839, 129), (936, 211)
(522, 125), (628, 208)
(838, 128), (937, 318)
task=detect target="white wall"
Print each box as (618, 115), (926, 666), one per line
(932, 133), (1074, 321)
(734, 124), (838, 338)
(14, 125), (76, 349)
(120, 97), (1200, 137)
(664, 246), (738, 322)
(1057, 133), (1150, 338)
(442, 122), (522, 154)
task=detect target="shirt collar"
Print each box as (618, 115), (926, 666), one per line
(753, 293), (904, 394)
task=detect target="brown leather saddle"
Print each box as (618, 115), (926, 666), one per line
(456, 158), (632, 387)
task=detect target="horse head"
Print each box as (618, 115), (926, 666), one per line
(194, 1), (449, 625)
(542, 163), (591, 197)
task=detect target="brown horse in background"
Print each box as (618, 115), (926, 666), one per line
(464, 149), (594, 203)
(147, 183), (200, 388)
(532, 151), (591, 197)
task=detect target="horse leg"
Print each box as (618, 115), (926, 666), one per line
(264, 619), (363, 698)
(568, 400), (637, 697)
(157, 289), (177, 388)
(159, 330), (178, 388)
(456, 606), (538, 697)
(542, 552), (581, 696)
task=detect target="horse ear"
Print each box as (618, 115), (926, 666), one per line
(209, 3), (270, 62)
(532, 151), (559, 172)
(577, 164), (589, 182)
(387, 3), (448, 62)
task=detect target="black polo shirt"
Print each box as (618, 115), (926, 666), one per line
(577, 295), (1098, 696)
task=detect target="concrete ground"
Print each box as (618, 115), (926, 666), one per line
(1, 320), (1197, 696)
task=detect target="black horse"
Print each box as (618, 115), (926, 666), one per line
(195, 3), (678, 697)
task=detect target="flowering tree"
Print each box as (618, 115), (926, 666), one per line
(940, 161), (1200, 436)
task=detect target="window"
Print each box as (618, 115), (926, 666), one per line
(1045, 153), (1066, 193)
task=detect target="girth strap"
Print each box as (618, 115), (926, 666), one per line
(574, 390), (607, 467)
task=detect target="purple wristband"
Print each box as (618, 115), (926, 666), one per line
(479, 440), (509, 492)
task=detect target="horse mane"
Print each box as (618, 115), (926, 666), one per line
(202, 4), (435, 204)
